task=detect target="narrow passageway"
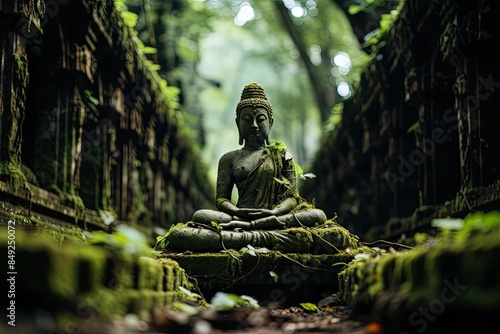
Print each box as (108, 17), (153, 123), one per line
(1, 1), (500, 333)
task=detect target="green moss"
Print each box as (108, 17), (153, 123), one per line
(339, 212), (500, 322)
(0, 52), (29, 190)
(0, 161), (27, 191)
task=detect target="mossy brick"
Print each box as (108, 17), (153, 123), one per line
(164, 266), (175, 291)
(338, 228), (500, 325)
(409, 252), (426, 289)
(137, 256), (164, 290)
(106, 258), (136, 289)
(163, 250), (361, 296)
(128, 290), (152, 314)
(16, 247), (53, 301)
(76, 247), (108, 293)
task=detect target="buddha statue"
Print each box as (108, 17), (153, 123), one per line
(158, 82), (360, 253)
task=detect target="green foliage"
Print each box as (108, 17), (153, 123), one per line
(362, 2), (404, 49)
(121, 11), (138, 28)
(300, 302), (318, 312)
(353, 253), (371, 261)
(246, 244), (257, 256)
(269, 270), (278, 283)
(99, 210), (116, 226)
(299, 173), (316, 181)
(211, 221), (222, 231)
(431, 218), (463, 231)
(154, 232), (169, 250)
(172, 301), (199, 316)
(294, 162), (304, 176)
(324, 103), (344, 132)
(88, 225), (152, 257)
(209, 292), (260, 311)
(179, 286), (203, 302)
(429, 211), (500, 244)
(269, 139), (288, 155)
(406, 121), (420, 133)
(83, 89), (99, 117)
(413, 232), (428, 245)
(453, 211), (500, 242)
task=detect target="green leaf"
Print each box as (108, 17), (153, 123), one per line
(87, 225), (151, 257)
(121, 11), (138, 28)
(241, 295), (260, 309)
(172, 301), (199, 316)
(300, 303), (318, 312)
(154, 233), (169, 250)
(431, 218), (463, 231)
(247, 244), (256, 256)
(84, 90), (99, 106)
(179, 286), (203, 301)
(209, 292), (259, 310)
(141, 46), (158, 55)
(354, 253), (371, 261)
(87, 230), (109, 244)
(348, 4), (364, 15)
(114, 0), (127, 12)
(299, 173), (316, 180)
(407, 121), (420, 133)
(294, 163), (303, 176)
(269, 271), (278, 283)
(270, 139), (287, 151)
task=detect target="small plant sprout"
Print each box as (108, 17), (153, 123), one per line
(300, 303), (319, 312)
(269, 270), (279, 283)
(179, 286), (203, 301)
(247, 244), (257, 256)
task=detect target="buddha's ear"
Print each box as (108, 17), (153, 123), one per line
(236, 118), (243, 145)
(269, 117), (274, 128)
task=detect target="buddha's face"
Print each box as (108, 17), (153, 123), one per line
(237, 107), (273, 146)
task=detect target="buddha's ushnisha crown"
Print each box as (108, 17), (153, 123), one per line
(236, 82), (273, 118)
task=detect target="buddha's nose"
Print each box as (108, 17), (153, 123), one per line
(251, 118), (258, 129)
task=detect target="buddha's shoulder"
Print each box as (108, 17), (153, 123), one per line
(219, 149), (241, 161)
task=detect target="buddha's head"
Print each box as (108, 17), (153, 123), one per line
(236, 82), (274, 146)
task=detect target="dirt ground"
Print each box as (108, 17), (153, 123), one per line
(77, 296), (382, 334)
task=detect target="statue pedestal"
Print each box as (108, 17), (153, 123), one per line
(156, 240), (373, 307)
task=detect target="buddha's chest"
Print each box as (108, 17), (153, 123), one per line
(232, 150), (269, 182)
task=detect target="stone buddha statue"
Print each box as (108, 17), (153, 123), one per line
(157, 82), (360, 253)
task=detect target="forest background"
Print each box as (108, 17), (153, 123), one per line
(120, 0), (386, 188)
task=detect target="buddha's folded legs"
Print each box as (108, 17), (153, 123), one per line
(192, 209), (233, 225)
(250, 209), (327, 229)
(168, 225), (310, 252)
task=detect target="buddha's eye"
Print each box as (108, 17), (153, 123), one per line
(257, 115), (267, 122)
(242, 115), (253, 122)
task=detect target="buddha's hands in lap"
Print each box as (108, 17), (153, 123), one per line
(235, 208), (274, 219)
(219, 220), (252, 230)
(219, 208), (278, 230)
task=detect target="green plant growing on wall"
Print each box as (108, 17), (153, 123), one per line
(87, 225), (153, 258)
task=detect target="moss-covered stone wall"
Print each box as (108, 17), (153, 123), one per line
(0, 222), (198, 332)
(338, 212), (500, 333)
(301, 0), (500, 239)
(0, 0), (212, 234)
